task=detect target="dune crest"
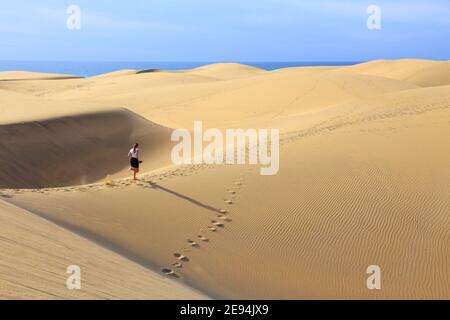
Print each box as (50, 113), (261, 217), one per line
(335, 59), (450, 87)
(1, 60), (449, 299)
(0, 71), (82, 81)
(0, 200), (206, 299)
(187, 63), (265, 80)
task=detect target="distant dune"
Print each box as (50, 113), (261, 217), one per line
(187, 63), (265, 80)
(334, 59), (450, 87)
(0, 71), (82, 81)
(1, 60), (449, 299)
(90, 69), (139, 79)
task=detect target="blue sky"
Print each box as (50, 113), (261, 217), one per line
(0, 0), (449, 61)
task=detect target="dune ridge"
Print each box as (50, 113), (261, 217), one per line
(0, 108), (173, 188)
(0, 71), (82, 81)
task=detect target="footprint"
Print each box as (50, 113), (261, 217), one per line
(187, 239), (200, 247)
(228, 190), (236, 194)
(162, 268), (180, 278)
(211, 220), (225, 228)
(219, 209), (228, 214)
(197, 235), (209, 242)
(172, 262), (183, 269)
(174, 253), (189, 262)
(218, 215), (232, 222)
(207, 226), (218, 232)
(224, 199), (233, 204)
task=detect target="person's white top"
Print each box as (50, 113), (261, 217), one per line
(129, 148), (139, 159)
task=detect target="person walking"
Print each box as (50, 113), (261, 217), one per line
(128, 143), (141, 180)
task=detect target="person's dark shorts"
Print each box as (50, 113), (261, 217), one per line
(130, 157), (139, 169)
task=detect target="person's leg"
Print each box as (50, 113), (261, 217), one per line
(133, 170), (137, 180)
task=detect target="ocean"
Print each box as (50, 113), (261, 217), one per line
(0, 61), (362, 78)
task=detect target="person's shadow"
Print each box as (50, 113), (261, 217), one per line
(144, 181), (222, 213)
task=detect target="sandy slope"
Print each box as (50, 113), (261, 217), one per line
(187, 63), (265, 80)
(0, 200), (206, 299)
(0, 71), (81, 81)
(1, 60), (449, 299)
(0, 102), (173, 188)
(1, 64), (418, 128)
(334, 59), (450, 87)
(0, 89), (112, 124)
(91, 69), (139, 79)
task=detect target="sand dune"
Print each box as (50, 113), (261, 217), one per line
(0, 69), (217, 102)
(1, 60), (449, 299)
(0, 71), (81, 81)
(0, 200), (206, 299)
(186, 63), (265, 80)
(0, 108), (173, 188)
(90, 69), (139, 79)
(3, 67), (418, 129)
(140, 71), (418, 128)
(335, 59), (450, 87)
(0, 89), (114, 124)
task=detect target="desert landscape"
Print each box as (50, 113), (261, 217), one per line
(0, 59), (449, 299)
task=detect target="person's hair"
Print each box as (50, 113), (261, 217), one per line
(133, 143), (139, 151)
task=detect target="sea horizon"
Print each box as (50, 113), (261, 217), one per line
(0, 60), (363, 77)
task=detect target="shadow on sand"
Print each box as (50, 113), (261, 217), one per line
(142, 181), (222, 214)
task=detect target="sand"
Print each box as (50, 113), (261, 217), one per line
(0, 60), (449, 299)
(0, 71), (82, 81)
(333, 59), (450, 87)
(0, 200), (206, 299)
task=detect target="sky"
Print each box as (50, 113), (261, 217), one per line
(0, 0), (449, 61)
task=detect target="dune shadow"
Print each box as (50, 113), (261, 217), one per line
(136, 69), (160, 74)
(144, 181), (221, 213)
